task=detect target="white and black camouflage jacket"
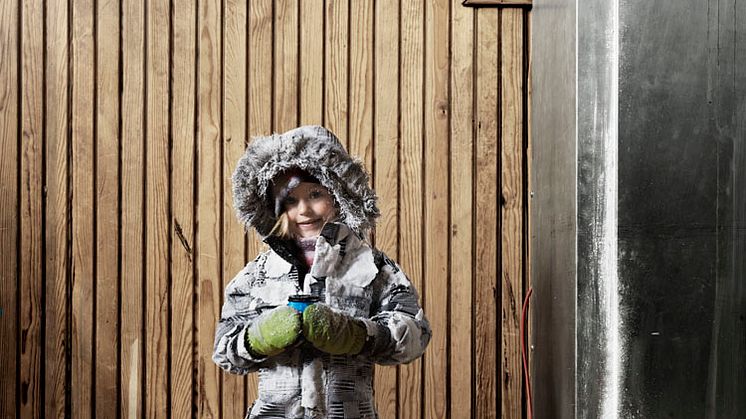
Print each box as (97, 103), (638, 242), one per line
(214, 126), (431, 419)
(213, 223), (431, 419)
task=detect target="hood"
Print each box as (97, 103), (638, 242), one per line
(232, 125), (380, 237)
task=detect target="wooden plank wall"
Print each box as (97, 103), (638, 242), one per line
(0, 1), (530, 418)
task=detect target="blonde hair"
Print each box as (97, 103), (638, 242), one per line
(268, 212), (294, 239)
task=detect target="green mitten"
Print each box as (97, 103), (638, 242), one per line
(246, 306), (302, 357)
(302, 303), (367, 355)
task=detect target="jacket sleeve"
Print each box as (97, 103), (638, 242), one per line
(212, 259), (268, 375)
(360, 252), (432, 365)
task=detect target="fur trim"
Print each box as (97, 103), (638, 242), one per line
(232, 125), (380, 237)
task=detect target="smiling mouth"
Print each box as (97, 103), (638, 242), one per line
(297, 219), (321, 228)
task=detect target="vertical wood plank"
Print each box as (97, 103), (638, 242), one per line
(0, 1), (19, 417)
(274, 0), (298, 132)
(171, 0), (196, 416)
(449, 2), (474, 419)
(299, 0), (323, 125)
(399, 0), (424, 417)
(71, 0), (95, 416)
(246, 0), (274, 404)
(500, 9), (524, 419)
(121, 0), (145, 416)
(373, 1), (399, 416)
(95, 0), (120, 416)
(197, 0), (223, 416)
(474, 8), (499, 419)
(145, 0), (170, 416)
(525, 12), (534, 418)
(324, 0), (349, 143)
(248, 0), (273, 142)
(20, 0), (44, 417)
(223, 0), (248, 417)
(44, 0), (70, 416)
(423, 0), (449, 417)
(349, 0), (373, 170)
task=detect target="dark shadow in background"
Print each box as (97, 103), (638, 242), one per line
(618, 0), (745, 417)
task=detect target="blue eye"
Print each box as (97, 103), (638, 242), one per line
(309, 190), (323, 199)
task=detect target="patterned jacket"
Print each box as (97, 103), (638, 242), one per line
(213, 222), (431, 419)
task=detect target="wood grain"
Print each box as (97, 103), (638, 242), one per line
(500, 9), (524, 419)
(0, 2), (18, 417)
(324, 0), (349, 144)
(248, 0), (273, 142)
(349, 0), (374, 170)
(424, 0), (450, 417)
(145, 0), (171, 416)
(526, 12), (534, 417)
(71, 0), (95, 416)
(372, 1), (399, 417)
(462, 0), (533, 6)
(3, 2), (533, 418)
(475, 8), (499, 419)
(399, 0), (424, 417)
(170, 0), (197, 417)
(121, 0), (145, 416)
(20, 1), (44, 417)
(223, 0), (248, 416)
(197, 0), (223, 415)
(299, 0), (323, 125)
(94, 0), (120, 416)
(44, 0), (69, 416)
(450, 2), (475, 418)
(274, 0), (298, 132)
(246, 0), (274, 405)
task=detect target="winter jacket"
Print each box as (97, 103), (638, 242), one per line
(214, 125), (431, 418)
(213, 222), (431, 418)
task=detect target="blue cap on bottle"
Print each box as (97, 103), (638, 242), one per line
(287, 294), (320, 313)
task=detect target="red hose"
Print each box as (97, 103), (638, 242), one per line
(521, 287), (534, 419)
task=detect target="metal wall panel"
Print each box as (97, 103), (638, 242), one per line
(577, 0), (620, 416)
(618, 1), (745, 417)
(530, 0), (577, 417)
(532, 0), (745, 417)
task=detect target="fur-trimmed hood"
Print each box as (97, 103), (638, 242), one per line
(232, 125), (380, 237)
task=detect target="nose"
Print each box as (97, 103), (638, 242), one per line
(297, 198), (311, 214)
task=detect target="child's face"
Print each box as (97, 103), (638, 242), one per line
(284, 182), (336, 238)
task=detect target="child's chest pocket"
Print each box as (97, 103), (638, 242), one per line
(326, 284), (374, 318)
(250, 252), (299, 310)
(323, 246), (379, 318)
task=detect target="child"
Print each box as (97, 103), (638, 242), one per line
(213, 125), (431, 419)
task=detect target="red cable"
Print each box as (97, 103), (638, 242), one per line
(521, 287), (534, 419)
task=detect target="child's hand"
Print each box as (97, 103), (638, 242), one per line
(302, 303), (367, 355)
(245, 306), (302, 357)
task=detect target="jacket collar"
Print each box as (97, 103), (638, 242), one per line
(263, 235), (308, 279)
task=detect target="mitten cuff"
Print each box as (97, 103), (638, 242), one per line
(239, 323), (269, 361)
(359, 318), (394, 358)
